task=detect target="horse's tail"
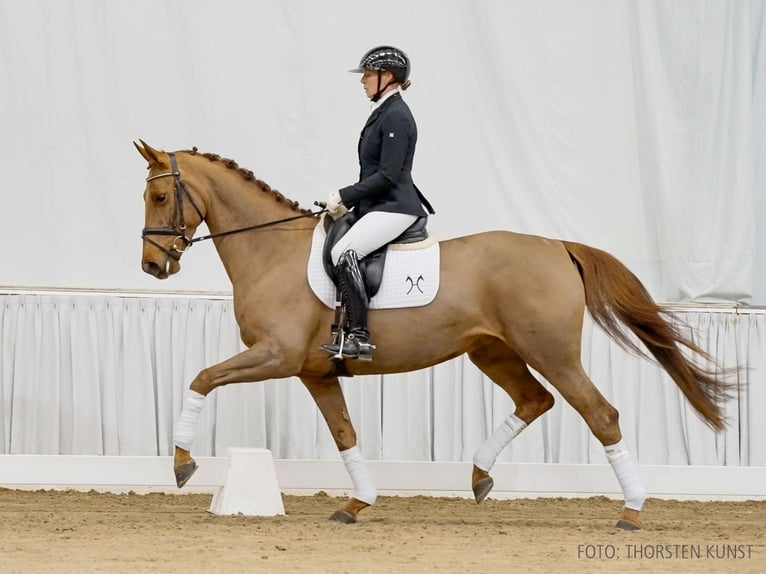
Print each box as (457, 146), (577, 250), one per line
(562, 240), (736, 432)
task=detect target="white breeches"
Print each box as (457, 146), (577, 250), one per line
(331, 211), (418, 265)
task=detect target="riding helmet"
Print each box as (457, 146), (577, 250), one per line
(350, 45), (410, 84)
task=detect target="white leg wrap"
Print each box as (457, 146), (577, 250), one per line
(473, 414), (528, 472)
(174, 390), (206, 451)
(340, 446), (377, 506)
(605, 439), (647, 511)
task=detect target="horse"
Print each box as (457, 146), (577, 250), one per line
(135, 140), (734, 529)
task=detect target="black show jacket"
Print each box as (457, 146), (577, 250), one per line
(339, 92), (433, 217)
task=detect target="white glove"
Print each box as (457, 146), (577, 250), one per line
(326, 191), (347, 219)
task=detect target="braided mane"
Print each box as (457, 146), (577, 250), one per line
(185, 147), (312, 215)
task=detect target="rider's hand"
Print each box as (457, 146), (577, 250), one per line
(326, 191), (347, 219)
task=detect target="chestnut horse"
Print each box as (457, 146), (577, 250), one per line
(135, 141), (733, 529)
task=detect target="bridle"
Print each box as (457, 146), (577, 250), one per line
(141, 152), (324, 270)
(141, 153), (205, 261)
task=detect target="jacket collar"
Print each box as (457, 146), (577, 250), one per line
(362, 91), (401, 131)
(370, 87), (401, 112)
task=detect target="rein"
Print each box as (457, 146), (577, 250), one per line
(142, 152), (324, 261)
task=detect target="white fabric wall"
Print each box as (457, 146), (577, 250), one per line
(0, 0), (760, 303)
(2, 293), (762, 466)
(753, 0), (766, 303)
(1, 2), (764, 466)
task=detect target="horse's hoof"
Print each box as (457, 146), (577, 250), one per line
(472, 476), (494, 504)
(329, 510), (357, 524)
(615, 518), (641, 531)
(174, 460), (199, 489)
(615, 507), (642, 530)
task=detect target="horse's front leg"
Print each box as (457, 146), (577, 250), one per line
(301, 376), (376, 524)
(173, 343), (298, 488)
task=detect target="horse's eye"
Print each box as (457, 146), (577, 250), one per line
(154, 193), (167, 204)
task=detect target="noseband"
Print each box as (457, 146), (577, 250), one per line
(141, 152), (205, 261)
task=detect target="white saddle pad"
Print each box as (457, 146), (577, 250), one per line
(307, 219), (440, 310)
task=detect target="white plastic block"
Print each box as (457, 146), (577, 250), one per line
(208, 447), (285, 516)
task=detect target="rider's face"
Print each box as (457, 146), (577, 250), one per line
(361, 69), (394, 99)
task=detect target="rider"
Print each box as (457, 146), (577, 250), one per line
(321, 45), (434, 361)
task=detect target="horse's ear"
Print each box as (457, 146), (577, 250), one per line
(134, 139), (167, 168)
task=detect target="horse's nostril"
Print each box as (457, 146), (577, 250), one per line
(142, 261), (162, 277)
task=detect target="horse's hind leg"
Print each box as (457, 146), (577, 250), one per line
(538, 361), (647, 530)
(301, 376), (376, 524)
(468, 340), (555, 503)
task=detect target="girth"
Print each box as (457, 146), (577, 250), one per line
(322, 212), (429, 298)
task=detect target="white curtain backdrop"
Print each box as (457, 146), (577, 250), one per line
(0, 0), (760, 303)
(1, 293), (763, 466)
(753, 0), (766, 303)
(1, 2), (765, 467)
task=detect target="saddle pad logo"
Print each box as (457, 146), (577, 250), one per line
(406, 275), (425, 294)
(306, 223), (440, 310)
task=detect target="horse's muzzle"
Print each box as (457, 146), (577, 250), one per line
(142, 259), (174, 279)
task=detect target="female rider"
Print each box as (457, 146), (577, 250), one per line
(321, 45), (434, 361)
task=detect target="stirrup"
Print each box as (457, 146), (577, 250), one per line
(321, 329), (347, 361)
(320, 331), (375, 361)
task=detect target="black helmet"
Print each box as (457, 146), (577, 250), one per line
(350, 45), (410, 84)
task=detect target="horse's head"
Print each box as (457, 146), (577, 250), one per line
(135, 140), (206, 279)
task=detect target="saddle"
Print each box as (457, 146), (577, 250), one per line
(322, 212), (429, 298)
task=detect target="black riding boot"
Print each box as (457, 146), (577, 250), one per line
(321, 250), (375, 361)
